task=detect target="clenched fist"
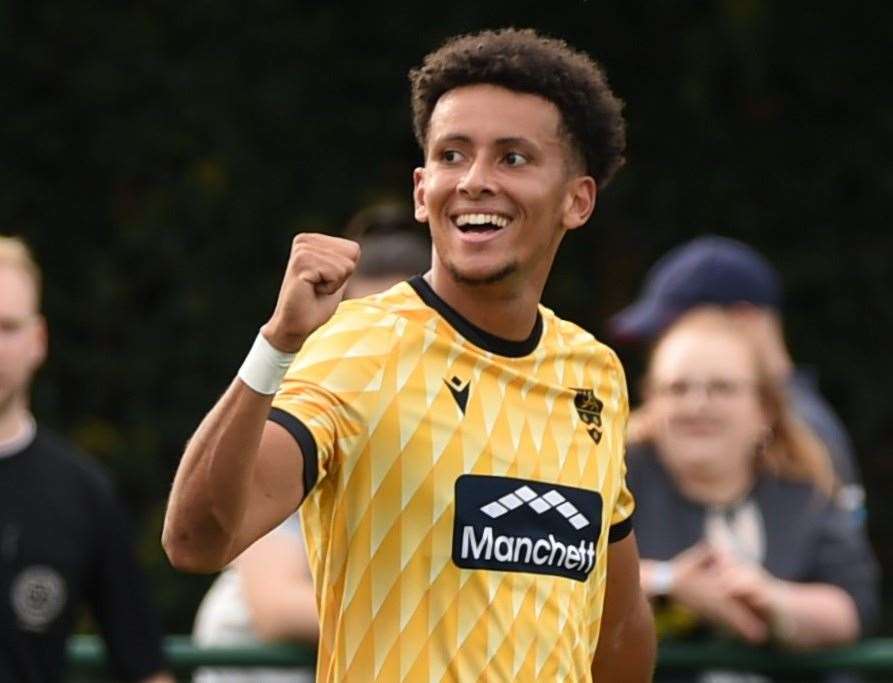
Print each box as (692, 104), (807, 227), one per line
(261, 233), (360, 352)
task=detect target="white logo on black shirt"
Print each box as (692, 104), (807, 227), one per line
(11, 566), (67, 632)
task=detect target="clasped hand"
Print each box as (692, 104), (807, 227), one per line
(661, 543), (789, 644)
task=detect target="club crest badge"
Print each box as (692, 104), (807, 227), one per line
(572, 388), (604, 445)
(11, 565), (67, 632)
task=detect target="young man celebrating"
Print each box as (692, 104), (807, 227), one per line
(164, 29), (655, 682)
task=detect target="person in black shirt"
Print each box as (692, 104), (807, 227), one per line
(0, 236), (172, 683)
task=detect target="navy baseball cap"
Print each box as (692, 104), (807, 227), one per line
(609, 235), (782, 342)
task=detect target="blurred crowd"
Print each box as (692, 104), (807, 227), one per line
(0, 210), (880, 682)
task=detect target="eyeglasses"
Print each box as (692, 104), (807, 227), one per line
(652, 379), (757, 401)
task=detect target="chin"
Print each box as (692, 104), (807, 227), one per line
(660, 437), (724, 468)
(446, 261), (518, 286)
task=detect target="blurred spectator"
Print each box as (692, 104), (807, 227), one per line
(609, 235), (865, 517)
(341, 201), (431, 298)
(627, 309), (879, 682)
(192, 515), (316, 683)
(0, 236), (172, 683)
(191, 204), (430, 682)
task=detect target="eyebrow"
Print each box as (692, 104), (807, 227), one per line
(494, 136), (536, 148)
(433, 134), (540, 149)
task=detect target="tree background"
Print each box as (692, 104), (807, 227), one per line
(3, 1), (892, 634)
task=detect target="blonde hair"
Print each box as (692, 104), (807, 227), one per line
(0, 236), (42, 307)
(637, 307), (837, 497)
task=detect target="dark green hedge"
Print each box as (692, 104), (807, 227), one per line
(4, 2), (891, 633)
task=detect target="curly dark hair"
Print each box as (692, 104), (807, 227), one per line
(409, 28), (626, 186)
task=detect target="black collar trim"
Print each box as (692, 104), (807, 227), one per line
(408, 275), (543, 358)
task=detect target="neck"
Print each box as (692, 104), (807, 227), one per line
(0, 398), (31, 443)
(426, 263), (548, 343)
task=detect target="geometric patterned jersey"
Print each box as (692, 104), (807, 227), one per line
(270, 276), (634, 683)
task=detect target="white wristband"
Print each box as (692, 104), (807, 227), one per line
(237, 332), (296, 395)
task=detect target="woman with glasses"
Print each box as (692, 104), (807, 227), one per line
(627, 308), (878, 682)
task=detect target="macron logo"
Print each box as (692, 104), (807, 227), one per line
(444, 375), (470, 414)
(479, 485), (591, 530)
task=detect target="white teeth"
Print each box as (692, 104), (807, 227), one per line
(454, 213), (509, 228)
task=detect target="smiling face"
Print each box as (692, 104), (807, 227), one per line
(0, 264), (45, 418)
(647, 323), (769, 488)
(413, 84), (595, 290)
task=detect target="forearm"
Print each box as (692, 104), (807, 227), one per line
(770, 581), (860, 649)
(164, 234), (356, 572)
(162, 378), (273, 572)
(250, 583), (319, 643)
(592, 589), (656, 682)
(239, 530), (319, 642)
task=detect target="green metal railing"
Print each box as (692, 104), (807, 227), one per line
(68, 636), (315, 677)
(67, 636), (893, 678)
(655, 639), (893, 673)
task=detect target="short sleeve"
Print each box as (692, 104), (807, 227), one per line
(607, 350), (635, 543)
(609, 456), (635, 542)
(270, 301), (400, 500)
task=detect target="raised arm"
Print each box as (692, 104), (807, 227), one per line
(592, 532), (656, 683)
(162, 234), (359, 573)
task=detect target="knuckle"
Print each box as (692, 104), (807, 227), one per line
(293, 232), (325, 249)
(290, 246), (308, 264)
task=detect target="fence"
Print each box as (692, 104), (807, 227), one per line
(66, 636), (893, 680)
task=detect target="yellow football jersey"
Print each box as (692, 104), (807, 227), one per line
(271, 276), (634, 682)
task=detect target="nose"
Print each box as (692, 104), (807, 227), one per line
(679, 384), (711, 412)
(457, 157), (496, 198)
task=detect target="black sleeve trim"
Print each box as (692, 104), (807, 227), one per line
(268, 408), (319, 501)
(608, 514), (634, 543)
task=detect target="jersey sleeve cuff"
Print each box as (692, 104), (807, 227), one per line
(268, 407), (319, 501)
(608, 514), (633, 543)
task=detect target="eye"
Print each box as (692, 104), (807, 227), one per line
(662, 380), (689, 398)
(671, 381), (690, 397)
(504, 152), (528, 167)
(441, 149), (464, 163)
(0, 319), (24, 334)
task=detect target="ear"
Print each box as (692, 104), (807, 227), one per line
(412, 167), (428, 223)
(562, 175), (597, 231)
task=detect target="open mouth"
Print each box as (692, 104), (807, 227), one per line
(452, 212), (510, 234)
